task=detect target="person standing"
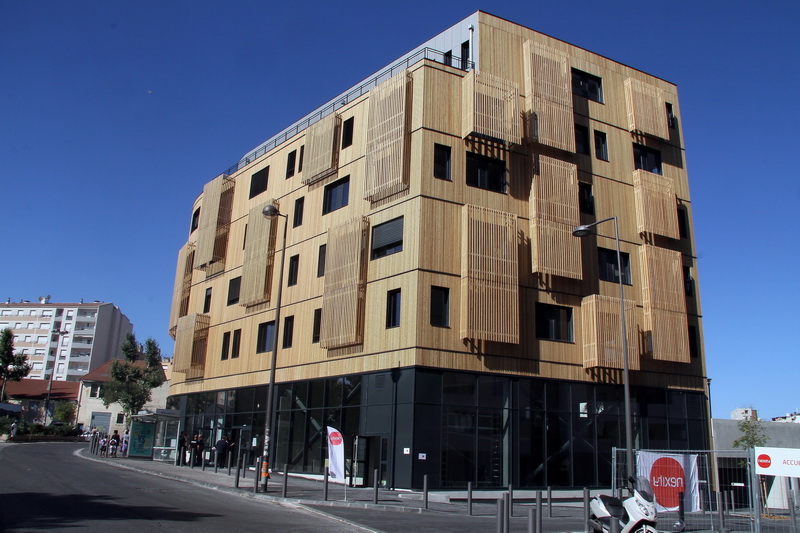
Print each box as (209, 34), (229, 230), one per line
(177, 432), (188, 466)
(215, 436), (229, 467)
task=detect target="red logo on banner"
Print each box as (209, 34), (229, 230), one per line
(650, 457), (685, 508)
(757, 454), (771, 468)
(329, 431), (343, 446)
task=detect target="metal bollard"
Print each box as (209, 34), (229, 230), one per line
(189, 448), (196, 469)
(227, 449), (232, 475)
(528, 507), (535, 533)
(678, 490), (685, 526)
(323, 467), (329, 501)
(503, 493), (510, 533)
(496, 498), (504, 533)
(610, 516), (620, 533)
(373, 469), (379, 504)
(583, 488), (590, 533)
(787, 486), (798, 532)
(234, 455), (242, 488)
(213, 450), (218, 473)
(716, 491), (729, 533)
(509, 483), (514, 518)
(282, 463), (288, 498)
(253, 457), (261, 493)
(467, 481), (473, 516)
(201, 450), (206, 471)
(535, 491), (543, 533)
(547, 486), (552, 517)
(241, 454), (246, 479)
(423, 474), (429, 510)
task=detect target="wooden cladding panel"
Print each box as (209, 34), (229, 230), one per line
(529, 97), (575, 152)
(530, 220), (582, 279)
(633, 170), (679, 238)
(168, 242), (195, 338)
(581, 295), (640, 370)
(302, 113), (340, 185)
(173, 313), (210, 377)
(320, 217), (369, 349)
(640, 245), (685, 313)
(645, 307), (690, 363)
(460, 205), (519, 343)
(523, 40), (575, 152)
(462, 70), (521, 144)
(193, 177), (223, 268)
(364, 72), (411, 202)
(624, 78), (669, 139)
(240, 202), (276, 307)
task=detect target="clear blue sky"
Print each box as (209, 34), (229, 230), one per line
(2, 1), (798, 421)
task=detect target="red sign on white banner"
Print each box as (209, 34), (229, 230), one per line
(637, 451), (700, 512)
(754, 447), (800, 477)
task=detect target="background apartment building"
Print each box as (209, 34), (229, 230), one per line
(168, 12), (708, 490)
(1, 297), (132, 382)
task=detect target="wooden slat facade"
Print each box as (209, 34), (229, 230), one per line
(624, 77), (669, 139)
(239, 201), (276, 307)
(644, 307), (691, 363)
(364, 71), (411, 202)
(580, 294), (640, 370)
(301, 112), (340, 185)
(460, 205), (519, 343)
(320, 217), (369, 349)
(633, 169), (679, 238)
(462, 70), (521, 144)
(173, 313), (210, 379)
(168, 242), (195, 339)
(194, 175), (235, 277)
(523, 41), (575, 152)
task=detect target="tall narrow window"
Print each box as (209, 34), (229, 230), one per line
(535, 303), (573, 342)
(231, 329), (241, 359)
(666, 103), (676, 129)
(677, 207), (689, 239)
(249, 167), (269, 199)
(386, 289), (401, 328)
(322, 176), (349, 214)
(598, 248), (632, 285)
(430, 286), (450, 327)
(466, 152), (506, 193)
(190, 208), (201, 233)
(282, 316), (294, 349)
(256, 321), (275, 353)
(220, 331), (231, 361)
(594, 130), (608, 161)
(287, 255), (299, 286)
(633, 144), (662, 175)
(460, 40), (470, 69)
(312, 309), (322, 343)
(371, 217), (404, 259)
(433, 144), (452, 181)
(683, 266), (694, 297)
(579, 182), (595, 215)
(575, 124), (590, 155)
(341, 117), (354, 148)
(298, 145), (304, 172)
(286, 149), (297, 179)
(443, 50), (453, 66)
(317, 244), (327, 277)
(293, 197), (305, 228)
(203, 288), (212, 314)
(227, 277), (241, 305)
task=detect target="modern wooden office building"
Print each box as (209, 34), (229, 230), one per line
(167, 11), (708, 489)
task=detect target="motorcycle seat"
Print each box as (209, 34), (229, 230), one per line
(599, 494), (625, 518)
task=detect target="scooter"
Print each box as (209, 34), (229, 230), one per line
(589, 476), (658, 533)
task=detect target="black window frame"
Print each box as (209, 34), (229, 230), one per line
(317, 244), (326, 277)
(282, 315), (294, 349)
(575, 124), (590, 155)
(598, 247), (632, 285)
(220, 331), (231, 361)
(322, 176), (350, 215)
(341, 117), (354, 148)
(633, 143), (662, 175)
(203, 287), (212, 314)
(298, 145), (304, 172)
(312, 309), (322, 343)
(386, 289), (401, 329)
(466, 152), (506, 194)
(256, 321), (275, 354)
(249, 166), (269, 199)
(286, 149), (297, 179)
(430, 286), (450, 328)
(571, 68), (604, 103)
(579, 182), (595, 215)
(190, 207), (201, 233)
(594, 130), (609, 161)
(293, 196), (305, 228)
(433, 144), (452, 181)
(535, 303), (574, 342)
(371, 217), (404, 260)
(287, 255), (299, 287)
(231, 329), (241, 359)
(227, 276), (241, 306)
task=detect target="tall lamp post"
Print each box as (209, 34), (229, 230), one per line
(261, 203), (288, 491)
(44, 328), (69, 425)
(573, 216), (635, 487)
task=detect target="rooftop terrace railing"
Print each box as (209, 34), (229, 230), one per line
(223, 47), (473, 177)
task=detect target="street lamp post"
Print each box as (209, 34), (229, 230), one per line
(573, 216), (635, 487)
(261, 203), (288, 491)
(44, 328), (69, 425)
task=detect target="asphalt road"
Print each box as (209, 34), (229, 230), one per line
(0, 442), (374, 532)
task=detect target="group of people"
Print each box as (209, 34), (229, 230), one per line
(97, 430), (128, 458)
(178, 432), (234, 467)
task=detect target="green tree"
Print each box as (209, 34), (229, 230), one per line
(99, 333), (164, 427)
(53, 401), (77, 423)
(1, 328), (32, 402)
(733, 416), (768, 450)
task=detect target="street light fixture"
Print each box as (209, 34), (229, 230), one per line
(261, 203), (288, 491)
(44, 328), (69, 425)
(573, 216), (635, 488)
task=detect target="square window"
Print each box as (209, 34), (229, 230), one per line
(594, 130), (608, 161)
(298, 145), (304, 172)
(286, 150), (297, 179)
(371, 217), (403, 259)
(466, 152), (506, 193)
(287, 255), (299, 287)
(322, 176), (349, 214)
(227, 277), (241, 306)
(116, 413), (125, 424)
(317, 244), (326, 277)
(535, 303), (573, 342)
(575, 124), (590, 155)
(341, 117), (354, 148)
(249, 166), (269, 199)
(221, 331), (231, 361)
(598, 247), (632, 285)
(203, 288), (212, 314)
(579, 182), (595, 215)
(633, 144), (662, 175)
(430, 286), (450, 327)
(293, 197), (304, 228)
(231, 329), (241, 359)
(256, 321), (275, 353)
(571, 68), (603, 103)
(282, 315), (294, 349)
(386, 289), (401, 328)
(433, 144), (452, 181)
(312, 309), (322, 343)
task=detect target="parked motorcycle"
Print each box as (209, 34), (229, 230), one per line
(589, 476), (658, 533)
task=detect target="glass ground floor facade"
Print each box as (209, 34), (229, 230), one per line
(168, 367), (708, 490)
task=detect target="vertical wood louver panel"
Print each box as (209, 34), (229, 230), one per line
(320, 217), (369, 349)
(173, 313), (210, 378)
(644, 308), (690, 363)
(624, 78), (669, 139)
(302, 113), (340, 185)
(581, 294), (640, 370)
(240, 201), (276, 307)
(462, 71), (521, 144)
(194, 176), (235, 277)
(523, 41), (575, 151)
(364, 71), (411, 202)
(169, 242), (195, 339)
(529, 156), (582, 278)
(633, 170), (679, 238)
(460, 205), (519, 343)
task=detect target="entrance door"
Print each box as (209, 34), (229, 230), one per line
(231, 426), (253, 466)
(352, 436), (384, 487)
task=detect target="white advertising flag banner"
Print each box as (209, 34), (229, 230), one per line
(754, 446), (800, 477)
(327, 426), (346, 483)
(637, 451), (700, 512)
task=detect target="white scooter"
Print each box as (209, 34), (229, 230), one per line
(589, 476), (658, 533)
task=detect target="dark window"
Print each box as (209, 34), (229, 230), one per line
(571, 68), (603, 103)
(594, 130), (608, 161)
(298, 145), (304, 172)
(231, 329), (241, 359)
(688, 325), (699, 358)
(598, 247), (632, 285)
(535, 303), (573, 342)
(371, 217), (403, 259)
(293, 197), (304, 228)
(341, 117), (354, 148)
(256, 321), (275, 353)
(190, 208), (201, 233)
(633, 144), (662, 175)
(683, 266), (694, 297)
(243, 224), (247, 249)
(443, 50), (453, 67)
(227, 277), (241, 305)
(579, 182), (595, 215)
(287, 255), (299, 286)
(249, 166), (269, 199)
(282, 315), (294, 349)
(312, 309), (322, 343)
(678, 207), (689, 239)
(386, 289), (401, 328)
(460, 40), (470, 69)
(466, 152), (506, 193)
(430, 286), (450, 327)
(203, 288), (212, 314)
(322, 176), (349, 214)
(575, 124), (590, 155)
(116, 413), (125, 424)
(317, 244), (326, 277)
(434, 144), (452, 181)
(286, 150), (297, 179)
(221, 331), (231, 360)
(666, 103), (676, 129)
(89, 384), (100, 397)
